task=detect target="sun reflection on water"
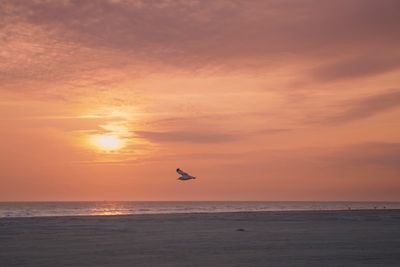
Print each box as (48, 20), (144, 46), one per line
(89, 203), (129, 216)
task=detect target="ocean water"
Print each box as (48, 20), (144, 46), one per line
(1, 201), (399, 218)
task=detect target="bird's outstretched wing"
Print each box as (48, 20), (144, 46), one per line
(176, 168), (188, 176)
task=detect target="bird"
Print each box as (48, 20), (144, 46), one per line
(176, 168), (196, 181)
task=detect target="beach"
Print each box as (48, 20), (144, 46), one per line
(1, 210), (400, 267)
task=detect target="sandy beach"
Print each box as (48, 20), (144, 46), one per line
(1, 210), (400, 267)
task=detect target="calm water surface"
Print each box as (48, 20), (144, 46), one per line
(0, 201), (399, 218)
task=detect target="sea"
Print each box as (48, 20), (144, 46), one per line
(1, 201), (399, 218)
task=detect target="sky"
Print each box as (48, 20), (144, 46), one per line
(1, 0), (400, 201)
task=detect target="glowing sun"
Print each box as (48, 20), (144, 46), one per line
(91, 134), (124, 150)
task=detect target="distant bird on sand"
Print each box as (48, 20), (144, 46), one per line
(176, 168), (196, 181)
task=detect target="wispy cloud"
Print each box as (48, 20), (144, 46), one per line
(2, 0), (400, 91)
(135, 130), (240, 143)
(310, 89), (400, 124)
(312, 53), (400, 81)
(321, 142), (400, 170)
(257, 128), (293, 134)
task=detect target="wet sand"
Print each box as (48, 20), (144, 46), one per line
(1, 210), (400, 266)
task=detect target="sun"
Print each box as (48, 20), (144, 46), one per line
(91, 134), (124, 151)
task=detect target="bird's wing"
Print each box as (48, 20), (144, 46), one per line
(177, 169), (189, 176)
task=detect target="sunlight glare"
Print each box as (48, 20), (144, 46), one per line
(92, 134), (124, 151)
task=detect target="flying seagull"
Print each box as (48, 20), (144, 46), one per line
(176, 168), (196, 181)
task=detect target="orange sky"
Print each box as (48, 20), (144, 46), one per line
(1, 0), (400, 201)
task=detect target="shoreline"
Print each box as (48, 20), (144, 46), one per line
(1, 207), (399, 220)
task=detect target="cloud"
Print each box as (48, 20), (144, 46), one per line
(135, 130), (240, 143)
(257, 128), (293, 134)
(311, 89), (400, 124)
(2, 0), (400, 85)
(312, 53), (400, 81)
(321, 142), (400, 170)
(134, 142), (400, 178)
